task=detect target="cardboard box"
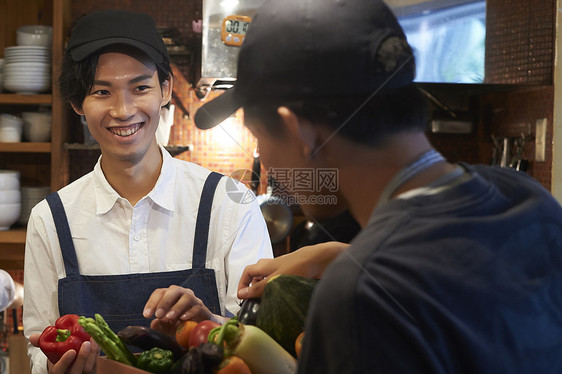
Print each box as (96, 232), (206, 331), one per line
(97, 356), (151, 374)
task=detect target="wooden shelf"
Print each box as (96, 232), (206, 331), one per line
(0, 0), (66, 264)
(0, 229), (26, 245)
(0, 142), (51, 153)
(0, 94), (52, 105)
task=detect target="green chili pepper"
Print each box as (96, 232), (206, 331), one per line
(136, 347), (175, 373)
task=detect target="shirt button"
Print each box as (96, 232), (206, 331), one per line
(134, 235), (141, 241)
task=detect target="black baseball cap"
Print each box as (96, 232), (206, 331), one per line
(194, 0), (415, 130)
(66, 9), (169, 64)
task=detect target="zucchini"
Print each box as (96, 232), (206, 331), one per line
(256, 274), (318, 357)
(209, 318), (296, 374)
(233, 324), (296, 374)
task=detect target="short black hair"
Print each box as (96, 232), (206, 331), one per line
(58, 45), (173, 110)
(244, 84), (429, 147)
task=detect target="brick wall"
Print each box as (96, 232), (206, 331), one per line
(485, 0), (555, 85)
(68, 0), (557, 192)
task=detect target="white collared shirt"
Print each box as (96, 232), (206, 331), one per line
(23, 147), (272, 373)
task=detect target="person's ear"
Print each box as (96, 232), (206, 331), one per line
(71, 103), (84, 116)
(161, 77), (173, 107)
(277, 106), (318, 159)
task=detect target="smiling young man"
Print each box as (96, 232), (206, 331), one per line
(195, 0), (562, 373)
(23, 9), (272, 374)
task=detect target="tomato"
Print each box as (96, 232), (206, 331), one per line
(188, 320), (221, 348)
(176, 320), (198, 349)
(295, 331), (305, 358)
(215, 356), (251, 374)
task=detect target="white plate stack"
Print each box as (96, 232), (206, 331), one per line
(0, 170), (21, 231)
(18, 186), (50, 226)
(0, 58), (4, 93)
(3, 46), (51, 94)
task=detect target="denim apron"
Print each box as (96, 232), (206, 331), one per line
(46, 171), (223, 333)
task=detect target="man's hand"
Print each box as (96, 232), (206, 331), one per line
(29, 333), (99, 374)
(237, 241), (349, 299)
(143, 285), (225, 335)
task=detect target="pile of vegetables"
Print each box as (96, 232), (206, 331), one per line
(38, 275), (317, 374)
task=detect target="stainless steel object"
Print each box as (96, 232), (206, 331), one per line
(201, 0), (265, 82)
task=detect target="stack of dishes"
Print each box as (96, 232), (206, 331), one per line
(3, 46), (51, 94)
(22, 111), (52, 142)
(0, 170), (21, 230)
(18, 186), (50, 226)
(0, 58), (4, 93)
(0, 114), (24, 142)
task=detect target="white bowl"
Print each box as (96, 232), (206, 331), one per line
(0, 189), (20, 204)
(4, 57), (50, 64)
(4, 76), (51, 83)
(3, 68), (51, 76)
(16, 25), (53, 47)
(0, 170), (20, 190)
(18, 186), (49, 225)
(21, 186), (50, 198)
(3, 61), (50, 69)
(0, 114), (24, 126)
(22, 112), (51, 142)
(4, 45), (51, 54)
(3, 79), (50, 94)
(3, 69), (51, 78)
(0, 203), (21, 230)
(22, 111), (51, 122)
(4, 52), (51, 59)
(0, 127), (22, 142)
(23, 122), (51, 142)
(0, 114), (23, 141)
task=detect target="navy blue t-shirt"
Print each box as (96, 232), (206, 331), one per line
(299, 164), (562, 373)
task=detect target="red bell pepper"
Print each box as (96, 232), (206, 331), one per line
(38, 314), (91, 364)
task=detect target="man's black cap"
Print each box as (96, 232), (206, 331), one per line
(194, 0), (415, 130)
(66, 9), (169, 64)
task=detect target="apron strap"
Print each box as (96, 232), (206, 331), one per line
(46, 192), (80, 276)
(48, 172), (223, 275)
(192, 172), (223, 269)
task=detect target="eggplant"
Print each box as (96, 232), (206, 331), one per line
(237, 298), (261, 325)
(200, 342), (224, 369)
(169, 344), (220, 374)
(117, 325), (185, 360)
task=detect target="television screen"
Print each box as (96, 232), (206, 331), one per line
(390, 0), (486, 83)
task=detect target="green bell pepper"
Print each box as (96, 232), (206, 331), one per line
(136, 347), (175, 373)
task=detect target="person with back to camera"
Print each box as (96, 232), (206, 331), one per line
(194, 0), (562, 372)
(23, 9), (272, 374)
(0, 270), (23, 311)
